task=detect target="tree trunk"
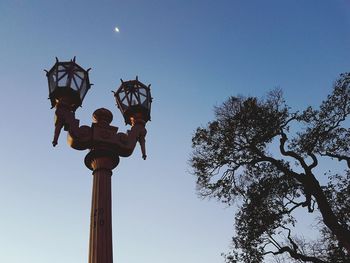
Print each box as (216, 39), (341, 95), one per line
(307, 174), (350, 254)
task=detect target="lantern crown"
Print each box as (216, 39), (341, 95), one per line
(46, 57), (91, 111)
(114, 77), (152, 125)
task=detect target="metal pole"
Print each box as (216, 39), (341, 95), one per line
(85, 151), (119, 263)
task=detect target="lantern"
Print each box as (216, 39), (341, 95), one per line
(46, 57), (91, 111)
(114, 77), (152, 125)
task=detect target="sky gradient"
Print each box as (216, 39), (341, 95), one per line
(0, 1), (349, 262)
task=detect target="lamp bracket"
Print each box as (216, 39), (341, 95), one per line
(52, 106), (147, 159)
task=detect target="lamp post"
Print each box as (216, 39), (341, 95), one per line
(45, 58), (152, 263)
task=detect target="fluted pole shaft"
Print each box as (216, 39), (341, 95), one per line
(86, 152), (119, 263)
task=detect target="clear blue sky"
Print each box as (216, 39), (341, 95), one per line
(0, 1), (349, 263)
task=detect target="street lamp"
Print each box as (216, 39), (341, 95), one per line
(46, 57), (91, 111)
(45, 58), (152, 263)
(114, 77), (152, 125)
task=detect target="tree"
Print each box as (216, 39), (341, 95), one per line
(190, 73), (350, 262)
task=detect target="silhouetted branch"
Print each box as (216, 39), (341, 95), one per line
(281, 114), (298, 129)
(264, 227), (326, 263)
(321, 152), (350, 168)
(267, 234), (282, 250)
(285, 201), (306, 213)
(251, 146), (304, 182)
(308, 152), (318, 170)
(264, 247), (326, 263)
(279, 130), (309, 171)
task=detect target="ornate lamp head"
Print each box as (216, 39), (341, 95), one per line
(46, 57), (91, 111)
(114, 77), (152, 125)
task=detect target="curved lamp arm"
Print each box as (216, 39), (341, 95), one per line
(115, 120), (147, 159)
(52, 103), (82, 147)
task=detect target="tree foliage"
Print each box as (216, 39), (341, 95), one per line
(190, 73), (350, 262)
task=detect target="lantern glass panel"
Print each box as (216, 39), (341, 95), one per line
(48, 73), (56, 93)
(72, 70), (83, 90)
(58, 72), (69, 87)
(80, 78), (88, 100)
(46, 59), (91, 110)
(71, 76), (79, 90)
(114, 79), (152, 125)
